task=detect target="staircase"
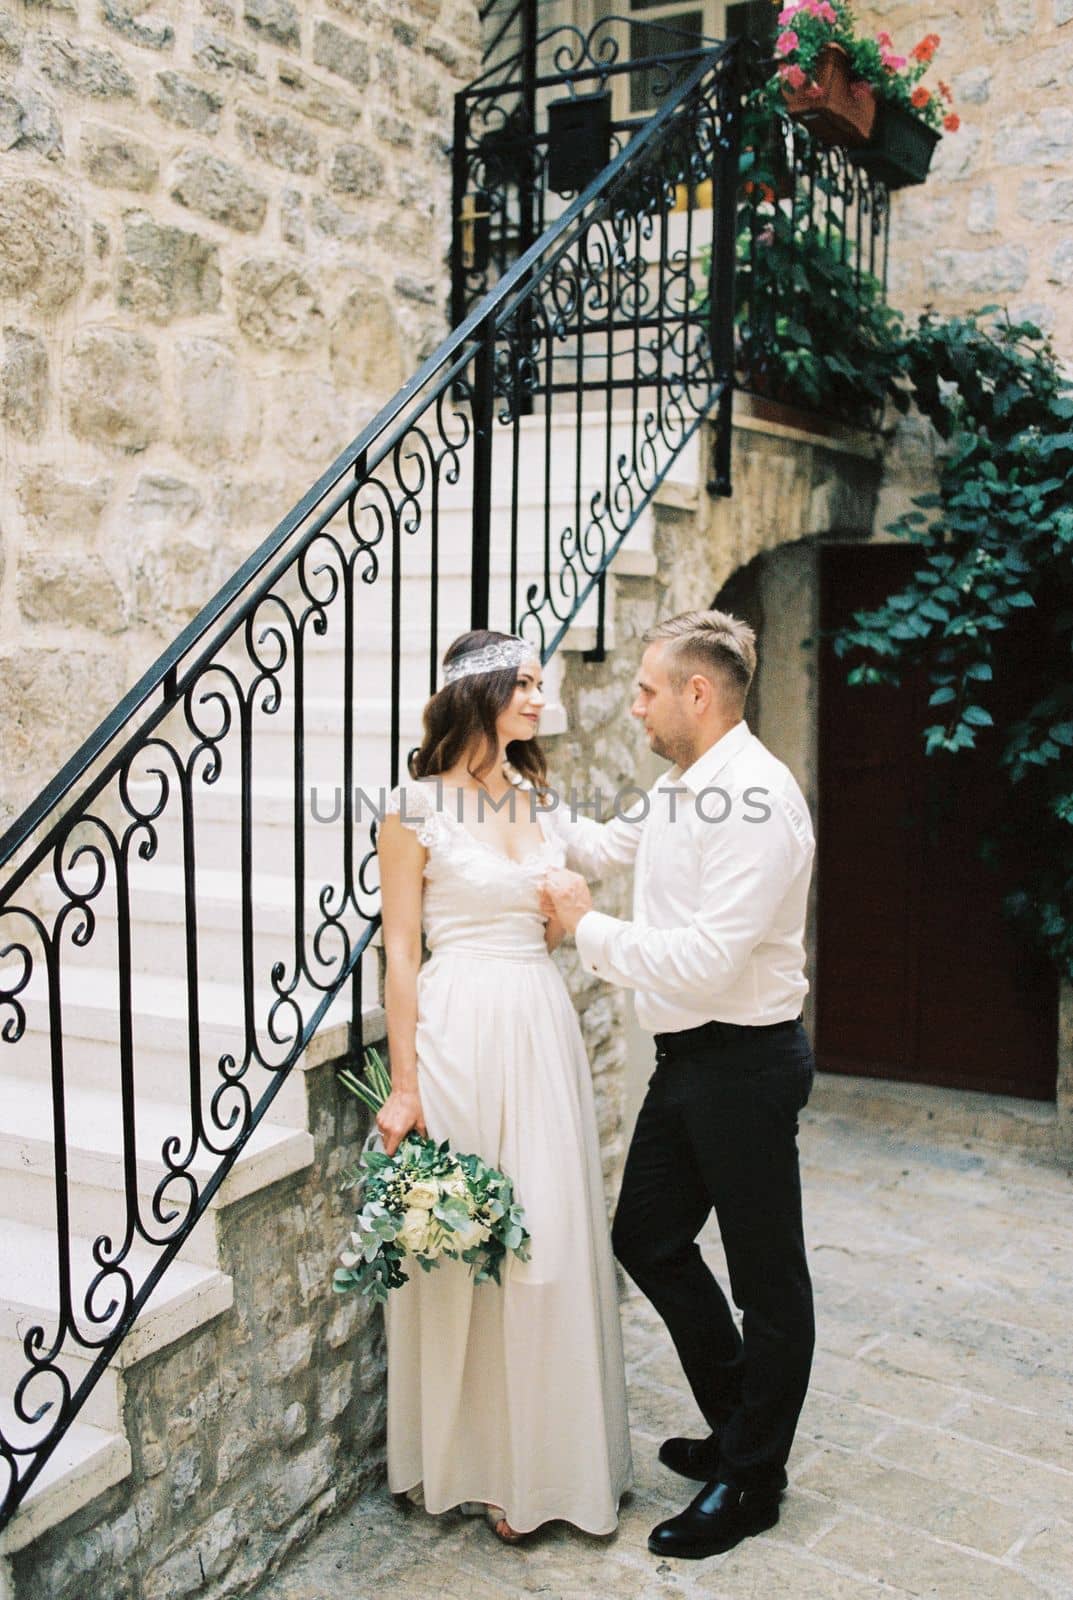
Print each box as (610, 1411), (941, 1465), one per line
(0, 19), (740, 1572)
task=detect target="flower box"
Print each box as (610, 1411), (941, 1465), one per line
(781, 43), (877, 148)
(848, 98), (940, 189)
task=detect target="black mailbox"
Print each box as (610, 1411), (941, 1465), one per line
(547, 92), (612, 196)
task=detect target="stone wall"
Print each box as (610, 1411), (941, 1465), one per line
(0, 0), (479, 831)
(856, 1), (1073, 355)
(10, 1051), (386, 1600)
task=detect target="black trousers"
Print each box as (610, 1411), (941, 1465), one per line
(612, 1017), (815, 1492)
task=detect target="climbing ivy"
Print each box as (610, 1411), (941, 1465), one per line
(834, 310), (1073, 979)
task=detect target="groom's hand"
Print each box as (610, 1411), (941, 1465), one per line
(541, 866), (593, 935)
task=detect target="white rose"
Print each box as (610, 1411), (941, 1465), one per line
(406, 1178), (440, 1211)
(452, 1216), (491, 1252)
(397, 1208), (431, 1255)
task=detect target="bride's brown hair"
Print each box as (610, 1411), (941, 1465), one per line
(408, 630), (549, 795)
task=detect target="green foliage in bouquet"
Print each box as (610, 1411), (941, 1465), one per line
(333, 1048), (531, 1304)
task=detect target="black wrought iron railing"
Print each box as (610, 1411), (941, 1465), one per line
(734, 102), (893, 426)
(457, 15), (893, 431)
(0, 34), (742, 1528)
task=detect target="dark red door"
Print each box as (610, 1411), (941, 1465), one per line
(816, 542), (1058, 1100)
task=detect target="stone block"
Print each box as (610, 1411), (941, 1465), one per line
(1047, 237), (1073, 286)
(995, 108), (1073, 166)
(0, 12), (23, 62)
(329, 284), (404, 393)
(81, 122), (159, 191)
(279, 1401), (308, 1446)
(375, 112), (413, 147)
(117, 210), (221, 320)
(309, 194), (363, 240)
(65, 325), (162, 453)
(192, 27), (264, 85)
(983, 0), (1038, 39)
(268, 372), (342, 461)
(280, 187), (304, 247)
(236, 102), (318, 173)
(143, 1507), (240, 1599)
(954, 65), (992, 103)
(328, 141), (383, 198)
(317, 1362), (353, 1423)
(930, 122), (982, 182)
(265, 1438), (334, 1528)
(150, 69), (222, 132)
(242, 0), (300, 50)
(267, 1324), (314, 1379)
(169, 148), (267, 232)
(17, 548), (126, 631)
(923, 247), (1029, 296)
(966, 185), (996, 235)
(37, 35), (137, 98)
(173, 335), (259, 466)
(1058, 0), (1073, 21)
(2, 327), (48, 439)
(0, 74), (64, 159)
(17, 464), (113, 530)
(233, 255), (322, 348)
(1017, 176), (1073, 223)
(127, 473), (203, 533)
(275, 62), (354, 126)
(0, 176), (84, 310)
(312, 20), (369, 88)
(100, 0), (176, 51)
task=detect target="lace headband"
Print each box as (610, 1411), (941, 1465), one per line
(442, 637), (534, 685)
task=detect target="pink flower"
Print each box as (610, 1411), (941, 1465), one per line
(875, 29), (893, 47)
(775, 28), (799, 56)
(881, 49), (907, 71)
(817, 1), (837, 19)
(777, 4), (803, 21)
(779, 62), (807, 87)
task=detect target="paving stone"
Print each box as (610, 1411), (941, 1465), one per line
(247, 1111), (1073, 1600)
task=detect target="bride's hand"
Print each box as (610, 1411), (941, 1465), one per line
(376, 1087), (427, 1157)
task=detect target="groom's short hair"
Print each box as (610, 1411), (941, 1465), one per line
(644, 610), (757, 704)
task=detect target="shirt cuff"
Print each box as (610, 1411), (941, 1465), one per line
(574, 909), (623, 980)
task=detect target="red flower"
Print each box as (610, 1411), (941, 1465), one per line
(911, 32), (940, 62)
(938, 79), (953, 103)
(943, 111), (960, 132)
(911, 84), (931, 109)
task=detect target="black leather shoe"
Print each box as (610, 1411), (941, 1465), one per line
(657, 1433), (722, 1482)
(648, 1479), (782, 1559)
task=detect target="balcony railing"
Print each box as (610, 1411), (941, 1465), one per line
(453, 16), (893, 431)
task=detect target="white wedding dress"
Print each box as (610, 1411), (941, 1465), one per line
(383, 780), (633, 1535)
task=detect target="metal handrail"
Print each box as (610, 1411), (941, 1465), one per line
(0, 36), (742, 1528)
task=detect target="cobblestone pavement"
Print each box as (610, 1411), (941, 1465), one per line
(253, 1096), (1073, 1600)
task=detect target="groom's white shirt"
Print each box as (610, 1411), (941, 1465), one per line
(559, 720), (815, 1033)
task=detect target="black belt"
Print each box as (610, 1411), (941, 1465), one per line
(653, 1017), (802, 1055)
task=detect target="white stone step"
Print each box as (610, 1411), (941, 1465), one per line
(0, 1071), (316, 1270)
(0, 1220), (233, 1431)
(0, 1408), (130, 1556)
(34, 866), (377, 1003)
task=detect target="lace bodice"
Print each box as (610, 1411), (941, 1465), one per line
(385, 781), (565, 959)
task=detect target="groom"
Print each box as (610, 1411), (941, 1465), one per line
(542, 609), (817, 1560)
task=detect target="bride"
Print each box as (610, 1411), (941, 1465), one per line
(375, 629), (633, 1542)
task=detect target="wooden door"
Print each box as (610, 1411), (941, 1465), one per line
(816, 543), (1058, 1100)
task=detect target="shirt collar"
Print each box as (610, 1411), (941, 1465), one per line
(667, 719), (752, 795)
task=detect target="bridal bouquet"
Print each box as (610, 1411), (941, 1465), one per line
(332, 1047), (531, 1304)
